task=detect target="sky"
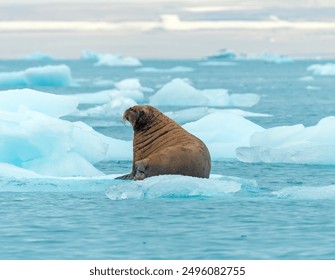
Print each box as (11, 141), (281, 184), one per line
(0, 0), (335, 59)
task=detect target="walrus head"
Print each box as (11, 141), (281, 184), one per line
(123, 105), (159, 132)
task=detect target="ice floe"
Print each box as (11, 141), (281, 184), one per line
(21, 52), (56, 61)
(136, 66), (194, 73)
(106, 174), (257, 200)
(0, 109), (110, 176)
(81, 50), (142, 67)
(149, 78), (260, 107)
(298, 76), (315, 82)
(236, 116), (335, 165)
(71, 95), (137, 125)
(0, 101), (132, 177)
(246, 52), (294, 63)
(165, 107), (271, 125)
(206, 49), (237, 60)
(0, 89), (78, 117)
(74, 78), (144, 105)
(183, 112), (264, 159)
(0, 167), (119, 192)
(199, 61), (237, 66)
(205, 49), (293, 63)
(0, 65), (74, 87)
(113, 78), (144, 102)
(307, 63), (335, 76)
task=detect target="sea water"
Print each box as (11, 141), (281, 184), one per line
(1, 59), (335, 259)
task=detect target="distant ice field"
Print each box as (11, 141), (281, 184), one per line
(1, 56), (335, 260)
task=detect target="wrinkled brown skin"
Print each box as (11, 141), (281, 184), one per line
(115, 105), (211, 180)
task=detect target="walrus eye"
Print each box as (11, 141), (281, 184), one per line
(138, 110), (144, 119)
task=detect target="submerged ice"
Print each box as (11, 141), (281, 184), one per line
(106, 174), (257, 200)
(273, 185), (335, 200)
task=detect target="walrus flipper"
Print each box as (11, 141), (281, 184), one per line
(115, 173), (134, 180)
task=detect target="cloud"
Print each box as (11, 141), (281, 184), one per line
(183, 6), (262, 12)
(0, 15), (335, 32)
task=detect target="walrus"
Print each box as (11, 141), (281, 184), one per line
(116, 105), (211, 180)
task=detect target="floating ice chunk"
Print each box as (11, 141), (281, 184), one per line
(236, 116), (335, 165)
(0, 89), (78, 117)
(206, 49), (237, 60)
(0, 163), (42, 178)
(0, 169), (120, 192)
(114, 78), (144, 102)
(74, 90), (114, 105)
(166, 107), (211, 124)
(74, 79), (144, 105)
(115, 78), (140, 90)
(136, 66), (194, 73)
(274, 185), (335, 200)
(205, 49), (293, 63)
(24, 152), (104, 177)
(202, 89), (230, 106)
(150, 78), (208, 106)
(0, 109), (111, 176)
(73, 95), (137, 121)
(0, 65), (73, 87)
(222, 109), (271, 118)
(199, 61), (237, 66)
(106, 174), (257, 200)
(166, 107), (271, 125)
(92, 78), (115, 87)
(21, 52), (56, 61)
(245, 52), (293, 63)
(102, 137), (132, 161)
(306, 85), (320, 91)
(183, 112), (264, 159)
(81, 50), (142, 67)
(298, 76), (315, 82)
(149, 78), (260, 107)
(81, 50), (100, 60)
(230, 94), (261, 107)
(307, 63), (335, 76)
(94, 53), (141, 67)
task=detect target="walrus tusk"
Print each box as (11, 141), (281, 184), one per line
(122, 110), (129, 124)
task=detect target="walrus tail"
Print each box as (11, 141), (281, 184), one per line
(115, 173), (134, 180)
